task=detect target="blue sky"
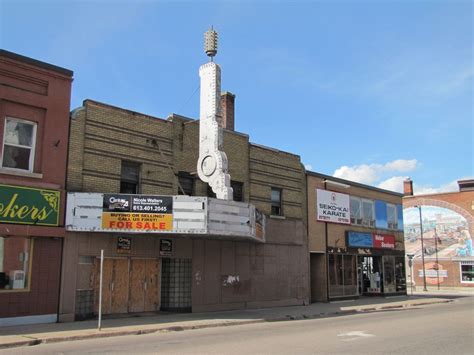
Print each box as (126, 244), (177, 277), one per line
(2, 0), (472, 194)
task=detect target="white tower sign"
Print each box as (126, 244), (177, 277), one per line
(197, 28), (233, 200)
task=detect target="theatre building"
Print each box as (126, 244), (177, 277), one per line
(307, 172), (406, 302)
(0, 50), (73, 325)
(59, 96), (309, 321)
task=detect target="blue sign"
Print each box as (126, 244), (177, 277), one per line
(347, 232), (373, 248)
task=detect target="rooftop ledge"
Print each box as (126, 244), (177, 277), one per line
(66, 193), (265, 243)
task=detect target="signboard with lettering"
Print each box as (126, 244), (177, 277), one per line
(373, 233), (395, 249)
(316, 189), (350, 224)
(159, 239), (173, 257)
(0, 184), (60, 226)
(117, 236), (132, 253)
(102, 194), (173, 231)
(347, 232), (374, 248)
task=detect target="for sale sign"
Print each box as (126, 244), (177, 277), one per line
(102, 194), (173, 231)
(316, 189), (350, 224)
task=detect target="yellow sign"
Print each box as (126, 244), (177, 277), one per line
(102, 213), (173, 231)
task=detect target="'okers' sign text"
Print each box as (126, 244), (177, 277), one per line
(316, 189), (350, 224)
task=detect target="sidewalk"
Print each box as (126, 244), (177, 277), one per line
(0, 295), (461, 350)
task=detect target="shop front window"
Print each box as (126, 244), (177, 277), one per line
(383, 256), (396, 293)
(460, 264), (474, 283)
(329, 254), (357, 298)
(0, 237), (31, 290)
(395, 256), (407, 292)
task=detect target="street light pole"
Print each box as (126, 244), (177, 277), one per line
(416, 206), (428, 291)
(434, 231), (440, 290)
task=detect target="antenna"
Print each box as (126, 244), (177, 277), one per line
(204, 26), (218, 61)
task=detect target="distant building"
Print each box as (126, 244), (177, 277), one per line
(0, 50), (73, 326)
(403, 179), (474, 288)
(307, 172), (406, 302)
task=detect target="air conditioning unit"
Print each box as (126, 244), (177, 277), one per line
(369, 220), (375, 227)
(356, 218), (363, 225)
(350, 217), (355, 224)
(10, 270), (25, 289)
(388, 222), (398, 230)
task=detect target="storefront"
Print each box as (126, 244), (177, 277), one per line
(60, 192), (290, 321)
(0, 184), (65, 326)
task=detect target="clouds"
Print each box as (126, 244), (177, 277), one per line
(333, 159), (417, 185)
(332, 159), (470, 194)
(304, 164), (313, 171)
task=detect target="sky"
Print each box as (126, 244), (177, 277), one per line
(1, 0), (472, 194)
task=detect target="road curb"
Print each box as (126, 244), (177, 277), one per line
(0, 298), (454, 350)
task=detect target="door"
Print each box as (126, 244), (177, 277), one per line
(94, 258), (129, 315)
(129, 258), (161, 313)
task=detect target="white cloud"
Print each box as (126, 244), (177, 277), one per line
(377, 176), (407, 193)
(304, 164), (313, 171)
(413, 179), (467, 195)
(333, 159), (418, 185)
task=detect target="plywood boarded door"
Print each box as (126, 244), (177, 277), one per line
(144, 259), (160, 311)
(110, 258), (129, 314)
(94, 258), (113, 315)
(129, 259), (146, 313)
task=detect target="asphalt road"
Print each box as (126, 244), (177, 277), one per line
(4, 296), (474, 354)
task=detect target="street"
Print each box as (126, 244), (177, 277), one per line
(4, 296), (473, 354)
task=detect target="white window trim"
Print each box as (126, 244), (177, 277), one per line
(361, 198), (375, 226)
(350, 196), (362, 223)
(459, 262), (474, 284)
(1, 117), (37, 173)
(387, 203), (398, 230)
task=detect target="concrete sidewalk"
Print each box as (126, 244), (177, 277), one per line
(0, 295), (460, 350)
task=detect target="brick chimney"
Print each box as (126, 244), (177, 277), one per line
(403, 178), (414, 196)
(220, 91), (235, 131)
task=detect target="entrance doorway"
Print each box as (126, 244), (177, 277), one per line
(358, 256), (383, 295)
(92, 257), (161, 315)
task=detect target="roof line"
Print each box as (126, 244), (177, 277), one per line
(306, 170), (404, 197)
(0, 49), (73, 77)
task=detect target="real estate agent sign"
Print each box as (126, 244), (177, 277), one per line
(316, 189), (350, 224)
(102, 194), (173, 231)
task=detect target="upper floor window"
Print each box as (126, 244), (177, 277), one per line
(1, 117), (37, 172)
(271, 187), (282, 216)
(120, 161), (140, 194)
(178, 172), (194, 196)
(387, 203), (398, 230)
(231, 181), (243, 202)
(350, 196), (375, 227)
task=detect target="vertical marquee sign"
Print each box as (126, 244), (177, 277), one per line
(0, 184), (60, 226)
(102, 194), (173, 231)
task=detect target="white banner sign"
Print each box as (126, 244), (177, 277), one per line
(316, 189), (350, 224)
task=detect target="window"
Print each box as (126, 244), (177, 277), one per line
(271, 187), (282, 216)
(120, 161), (140, 194)
(350, 197), (375, 227)
(178, 172), (194, 196)
(350, 196), (361, 224)
(0, 237), (31, 291)
(231, 181), (243, 202)
(387, 203), (398, 230)
(460, 263), (474, 283)
(1, 117), (37, 172)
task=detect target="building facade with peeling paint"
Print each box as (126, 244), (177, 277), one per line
(59, 98), (309, 321)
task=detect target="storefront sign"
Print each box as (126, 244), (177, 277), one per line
(316, 189), (350, 224)
(0, 184), (60, 226)
(117, 236), (132, 253)
(102, 194), (173, 231)
(159, 239), (173, 257)
(373, 234), (395, 249)
(347, 232), (374, 248)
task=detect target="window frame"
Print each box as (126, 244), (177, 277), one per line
(460, 263), (474, 284)
(177, 172), (194, 196)
(270, 187), (282, 216)
(120, 160), (141, 194)
(350, 196), (375, 227)
(1, 117), (37, 173)
(231, 180), (244, 202)
(386, 203), (398, 230)
(0, 237), (34, 293)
